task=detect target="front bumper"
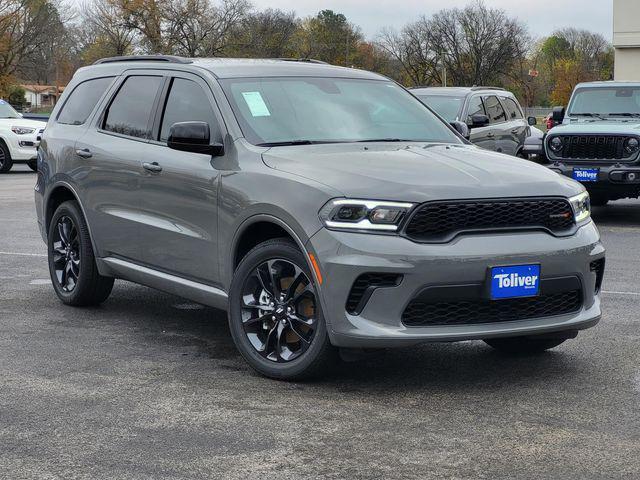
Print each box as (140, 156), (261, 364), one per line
(5, 131), (41, 161)
(548, 162), (640, 198)
(308, 222), (604, 348)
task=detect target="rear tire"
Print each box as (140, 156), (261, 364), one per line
(0, 141), (13, 173)
(228, 238), (336, 380)
(484, 336), (568, 354)
(48, 200), (114, 306)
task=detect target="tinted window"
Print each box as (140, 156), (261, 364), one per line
(104, 76), (162, 139)
(416, 95), (464, 122)
(160, 78), (218, 142)
(466, 96), (486, 122)
(484, 96), (506, 124)
(220, 77), (461, 145)
(57, 77), (114, 125)
(501, 97), (523, 120)
(569, 87), (640, 115)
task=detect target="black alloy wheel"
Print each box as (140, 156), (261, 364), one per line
(229, 238), (335, 379)
(48, 200), (114, 306)
(51, 215), (81, 292)
(240, 259), (317, 362)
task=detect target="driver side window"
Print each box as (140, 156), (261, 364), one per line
(159, 78), (219, 142)
(466, 96), (486, 124)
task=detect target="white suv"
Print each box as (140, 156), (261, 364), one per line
(0, 100), (46, 173)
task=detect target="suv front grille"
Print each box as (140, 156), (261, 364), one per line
(402, 290), (582, 327)
(553, 135), (633, 160)
(404, 198), (575, 242)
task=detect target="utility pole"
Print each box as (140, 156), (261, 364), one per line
(345, 31), (349, 67)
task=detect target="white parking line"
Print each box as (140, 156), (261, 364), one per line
(0, 251), (46, 257)
(602, 290), (640, 296)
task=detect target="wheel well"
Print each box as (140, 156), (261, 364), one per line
(45, 186), (77, 233)
(234, 221), (296, 269)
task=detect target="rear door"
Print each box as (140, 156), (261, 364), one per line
(465, 95), (496, 151)
(500, 96), (528, 156)
(74, 73), (164, 262)
(136, 72), (225, 285)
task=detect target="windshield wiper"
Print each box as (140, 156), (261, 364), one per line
(355, 138), (419, 143)
(607, 113), (640, 118)
(571, 113), (606, 120)
(256, 140), (344, 147)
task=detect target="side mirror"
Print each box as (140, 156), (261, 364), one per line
(468, 114), (490, 129)
(450, 120), (470, 140)
(167, 121), (224, 156)
(527, 116), (537, 126)
(552, 106), (565, 123)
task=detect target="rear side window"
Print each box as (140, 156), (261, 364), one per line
(484, 95), (506, 124)
(57, 77), (114, 125)
(466, 96), (486, 122)
(103, 76), (163, 139)
(159, 78), (218, 142)
(501, 97), (523, 120)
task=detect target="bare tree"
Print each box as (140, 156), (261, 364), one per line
(377, 23), (441, 86)
(78, 0), (135, 59)
(228, 8), (298, 58)
(167, 0), (250, 56)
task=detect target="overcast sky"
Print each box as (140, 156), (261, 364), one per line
(258, 0), (613, 42)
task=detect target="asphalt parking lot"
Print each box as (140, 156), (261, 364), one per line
(1, 164), (639, 479)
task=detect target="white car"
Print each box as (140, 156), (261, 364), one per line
(0, 100), (46, 173)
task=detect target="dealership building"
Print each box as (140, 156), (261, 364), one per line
(614, 0), (640, 80)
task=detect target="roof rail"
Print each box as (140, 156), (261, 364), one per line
(276, 58), (329, 65)
(93, 55), (193, 65)
(470, 86), (506, 91)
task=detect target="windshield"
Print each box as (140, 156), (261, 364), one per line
(415, 95), (464, 122)
(220, 77), (462, 146)
(569, 87), (640, 116)
(0, 100), (20, 119)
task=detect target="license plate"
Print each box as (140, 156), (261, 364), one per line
(490, 265), (540, 300)
(572, 168), (599, 182)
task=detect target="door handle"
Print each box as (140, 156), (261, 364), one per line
(486, 132), (495, 138)
(511, 129), (520, 134)
(75, 148), (92, 158)
(143, 162), (163, 173)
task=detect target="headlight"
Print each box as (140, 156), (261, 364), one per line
(11, 126), (36, 135)
(319, 199), (414, 232)
(549, 136), (563, 152)
(624, 137), (639, 154)
(569, 191), (590, 223)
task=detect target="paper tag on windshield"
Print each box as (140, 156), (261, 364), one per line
(242, 91), (271, 117)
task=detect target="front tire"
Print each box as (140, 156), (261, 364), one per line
(27, 159), (37, 171)
(0, 141), (13, 173)
(48, 201), (114, 306)
(228, 238), (335, 380)
(484, 336), (568, 354)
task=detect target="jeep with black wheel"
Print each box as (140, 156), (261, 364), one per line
(546, 81), (640, 205)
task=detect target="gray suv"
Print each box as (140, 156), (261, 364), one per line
(410, 86), (537, 157)
(35, 56), (604, 379)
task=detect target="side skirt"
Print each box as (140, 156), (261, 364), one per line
(98, 257), (228, 310)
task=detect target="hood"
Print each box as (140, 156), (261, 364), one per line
(556, 118), (640, 135)
(262, 143), (581, 203)
(10, 118), (46, 129)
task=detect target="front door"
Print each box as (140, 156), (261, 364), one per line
(466, 95), (496, 151)
(136, 74), (224, 285)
